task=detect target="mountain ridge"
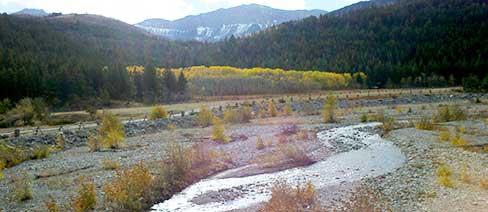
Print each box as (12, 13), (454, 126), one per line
(135, 4), (327, 42)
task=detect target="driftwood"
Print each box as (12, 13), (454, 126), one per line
(35, 165), (94, 179)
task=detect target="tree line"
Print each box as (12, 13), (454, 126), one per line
(1, 0), (487, 109)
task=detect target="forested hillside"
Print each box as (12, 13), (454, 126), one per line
(0, 14), (205, 107)
(1, 0), (487, 108)
(211, 0), (488, 87)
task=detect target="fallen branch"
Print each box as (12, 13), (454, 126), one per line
(35, 165), (94, 179)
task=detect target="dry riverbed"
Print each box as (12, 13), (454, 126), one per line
(1, 92), (487, 212)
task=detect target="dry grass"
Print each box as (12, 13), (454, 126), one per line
(450, 134), (468, 146)
(223, 106), (253, 123)
(87, 133), (102, 152)
(71, 178), (97, 212)
(104, 163), (153, 211)
(435, 105), (467, 122)
(0, 161), (4, 181)
(459, 165), (471, 184)
(167, 123), (177, 131)
(13, 171), (33, 201)
(197, 106), (213, 127)
(256, 136), (265, 150)
(45, 197), (60, 212)
(98, 112), (125, 149)
(480, 178), (488, 190)
(211, 117), (229, 143)
(436, 165), (454, 188)
(297, 130), (309, 140)
(322, 95), (337, 123)
(283, 104), (292, 116)
(437, 128), (451, 142)
(101, 159), (120, 170)
(268, 100), (277, 117)
(340, 185), (386, 212)
(149, 106), (168, 120)
(415, 117), (435, 130)
(55, 134), (65, 150)
(260, 181), (322, 212)
(278, 144), (313, 166)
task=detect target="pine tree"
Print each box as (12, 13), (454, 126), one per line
(176, 71), (188, 94)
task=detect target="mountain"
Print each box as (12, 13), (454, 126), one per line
(205, 0), (488, 87)
(12, 8), (48, 17)
(330, 0), (399, 15)
(135, 4), (327, 42)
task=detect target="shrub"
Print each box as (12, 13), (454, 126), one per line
(415, 118), (434, 130)
(450, 134), (468, 146)
(223, 107), (253, 124)
(268, 100), (277, 117)
(459, 165), (471, 184)
(55, 133), (65, 150)
(157, 141), (189, 197)
(297, 130), (309, 140)
(256, 136), (265, 150)
(258, 106), (266, 118)
(87, 133), (102, 152)
(395, 106), (403, 113)
(167, 123), (177, 131)
(149, 106), (168, 120)
(0, 161), (4, 181)
(322, 95), (337, 123)
(260, 181), (321, 212)
(32, 146), (50, 160)
(283, 104), (292, 116)
(382, 116), (396, 133)
(462, 75), (480, 92)
(360, 114), (368, 123)
(13, 172), (33, 201)
(72, 178), (97, 212)
(436, 165), (454, 188)
(45, 197), (60, 212)
(98, 112), (125, 149)
(104, 163), (153, 211)
(480, 178), (488, 190)
(101, 159), (120, 170)
(278, 144), (313, 166)
(436, 105), (467, 122)
(438, 129), (451, 142)
(197, 106), (213, 127)
(0, 144), (28, 167)
(211, 117), (228, 143)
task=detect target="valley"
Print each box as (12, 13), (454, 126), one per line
(1, 89), (487, 211)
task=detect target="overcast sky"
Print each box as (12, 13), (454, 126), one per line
(0, 0), (364, 24)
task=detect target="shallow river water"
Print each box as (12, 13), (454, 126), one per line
(151, 122), (406, 212)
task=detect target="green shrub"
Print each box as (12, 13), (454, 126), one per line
(72, 178), (97, 212)
(149, 106), (168, 120)
(360, 114), (368, 122)
(197, 106), (213, 127)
